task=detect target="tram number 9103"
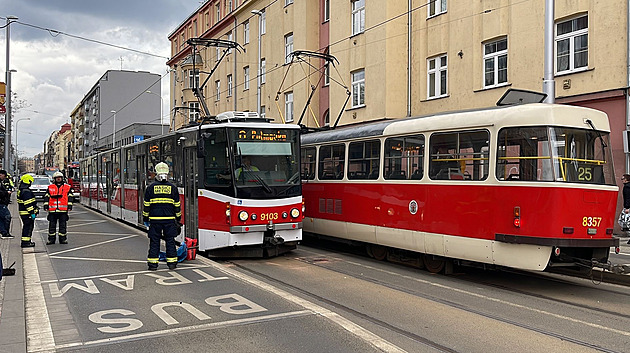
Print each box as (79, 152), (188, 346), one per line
(260, 213), (279, 221)
(582, 217), (602, 227)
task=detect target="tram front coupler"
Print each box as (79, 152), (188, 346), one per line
(579, 258), (630, 275)
(264, 222), (285, 245)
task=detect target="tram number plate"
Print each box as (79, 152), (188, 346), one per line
(582, 217), (602, 227)
(260, 212), (279, 221)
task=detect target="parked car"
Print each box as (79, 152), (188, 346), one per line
(31, 176), (51, 201)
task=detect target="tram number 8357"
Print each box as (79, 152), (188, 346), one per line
(582, 216), (602, 227)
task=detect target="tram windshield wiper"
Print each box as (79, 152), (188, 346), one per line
(242, 170), (272, 193)
(585, 119), (607, 159)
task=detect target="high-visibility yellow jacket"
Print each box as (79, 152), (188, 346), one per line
(143, 180), (181, 223)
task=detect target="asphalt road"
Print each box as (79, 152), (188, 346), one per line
(21, 204), (630, 353)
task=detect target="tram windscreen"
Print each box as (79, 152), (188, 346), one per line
(202, 127), (301, 199)
(497, 126), (615, 185)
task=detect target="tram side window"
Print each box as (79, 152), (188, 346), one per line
(301, 147), (316, 180)
(496, 127), (553, 182)
(113, 152), (120, 191)
(318, 144), (345, 180)
(430, 130), (489, 181)
(125, 148), (137, 184)
(384, 135), (423, 180)
(349, 140), (380, 180)
(148, 143), (160, 182)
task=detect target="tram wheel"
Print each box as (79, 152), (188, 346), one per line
(423, 254), (445, 273)
(369, 244), (388, 261)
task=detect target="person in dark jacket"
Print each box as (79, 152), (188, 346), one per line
(17, 174), (38, 248)
(0, 170), (14, 238)
(143, 162), (181, 271)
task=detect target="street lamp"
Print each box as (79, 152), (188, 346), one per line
(4, 15), (18, 172)
(110, 110), (116, 148)
(145, 90), (164, 135)
(15, 117), (30, 174)
(251, 10), (263, 115)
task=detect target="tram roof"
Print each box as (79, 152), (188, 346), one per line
(302, 103), (609, 145)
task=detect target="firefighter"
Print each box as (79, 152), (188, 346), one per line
(17, 174), (38, 248)
(143, 162), (181, 271)
(44, 171), (74, 245)
(0, 170), (14, 238)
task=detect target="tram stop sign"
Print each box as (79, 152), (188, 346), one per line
(0, 82), (6, 114)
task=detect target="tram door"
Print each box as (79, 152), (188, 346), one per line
(136, 154), (147, 224)
(105, 160), (112, 213)
(183, 147), (198, 240)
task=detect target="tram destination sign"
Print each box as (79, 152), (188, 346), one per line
(237, 129), (288, 142)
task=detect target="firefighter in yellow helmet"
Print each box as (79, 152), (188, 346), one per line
(143, 162), (181, 270)
(44, 171), (74, 245)
(17, 174), (38, 247)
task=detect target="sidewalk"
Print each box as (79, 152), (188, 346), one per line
(0, 198), (27, 353)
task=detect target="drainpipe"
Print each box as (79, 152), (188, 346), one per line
(543, 0), (555, 103)
(626, 0), (630, 173)
(234, 17), (238, 111)
(407, 0), (412, 117)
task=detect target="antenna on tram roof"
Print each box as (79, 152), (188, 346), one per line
(496, 88), (547, 106)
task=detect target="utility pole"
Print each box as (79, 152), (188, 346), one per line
(543, 0), (555, 103)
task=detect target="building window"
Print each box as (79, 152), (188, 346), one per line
(428, 0), (447, 18)
(216, 47), (221, 61)
(351, 69), (365, 107)
(324, 0), (330, 22)
(285, 92), (294, 122)
(260, 105), (266, 119)
(261, 10), (266, 35)
(227, 74), (233, 97)
(205, 12), (209, 29)
(244, 21), (250, 44)
(227, 0), (232, 13)
(427, 55), (447, 99)
(483, 38), (508, 88)
(261, 59), (266, 84)
(193, 20), (197, 37)
(188, 69), (200, 89)
(285, 0), (293, 6)
(215, 80), (221, 101)
(189, 102), (199, 123)
(216, 4), (220, 23)
(556, 14), (588, 74)
(352, 0), (365, 35)
(284, 33), (294, 64)
(324, 62), (330, 86)
(227, 31), (233, 54)
(243, 66), (250, 90)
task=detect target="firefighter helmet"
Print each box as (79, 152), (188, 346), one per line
(155, 162), (169, 181)
(53, 171), (64, 179)
(20, 174), (34, 185)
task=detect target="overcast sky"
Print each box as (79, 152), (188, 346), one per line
(1, 0), (200, 160)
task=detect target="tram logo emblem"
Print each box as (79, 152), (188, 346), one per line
(409, 200), (418, 215)
(237, 200), (242, 205)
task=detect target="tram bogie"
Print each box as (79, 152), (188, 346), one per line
(80, 112), (303, 257)
(301, 104), (620, 272)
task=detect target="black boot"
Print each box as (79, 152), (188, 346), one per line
(46, 237), (56, 245)
(21, 241), (35, 248)
(59, 236), (68, 244)
(167, 262), (177, 270)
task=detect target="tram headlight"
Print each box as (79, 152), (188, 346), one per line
(282, 212), (288, 219)
(238, 211), (249, 221)
(290, 208), (300, 218)
(251, 213), (257, 220)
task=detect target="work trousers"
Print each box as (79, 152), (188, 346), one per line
(48, 212), (68, 240)
(21, 216), (34, 243)
(147, 221), (178, 268)
(0, 204), (11, 236)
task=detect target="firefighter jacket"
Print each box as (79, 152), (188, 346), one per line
(44, 182), (74, 213)
(17, 183), (38, 217)
(143, 180), (181, 223)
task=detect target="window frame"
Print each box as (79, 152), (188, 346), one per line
(427, 55), (448, 99)
(261, 58), (266, 84)
(284, 33), (294, 64)
(188, 102), (200, 123)
(243, 20), (250, 44)
(348, 139), (381, 180)
(351, 69), (365, 108)
(352, 0), (365, 36)
(227, 74), (233, 97)
(285, 92), (294, 123)
(483, 38), (508, 88)
(215, 80), (221, 101)
(555, 14), (589, 75)
(428, 0), (447, 18)
(243, 66), (250, 90)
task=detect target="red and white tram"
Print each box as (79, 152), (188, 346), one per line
(80, 111), (303, 257)
(301, 103), (620, 272)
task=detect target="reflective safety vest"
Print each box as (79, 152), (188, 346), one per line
(17, 184), (38, 217)
(143, 181), (181, 222)
(44, 183), (73, 212)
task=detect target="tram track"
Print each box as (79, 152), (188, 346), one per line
(224, 246), (629, 353)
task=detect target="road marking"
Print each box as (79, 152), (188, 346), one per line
(48, 234), (141, 256)
(299, 248), (630, 338)
(38, 265), (211, 283)
(65, 220), (108, 229)
(197, 256), (407, 353)
(49, 256), (146, 264)
(24, 252), (55, 352)
(53, 310), (313, 350)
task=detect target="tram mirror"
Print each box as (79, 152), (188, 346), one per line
(197, 137), (206, 158)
